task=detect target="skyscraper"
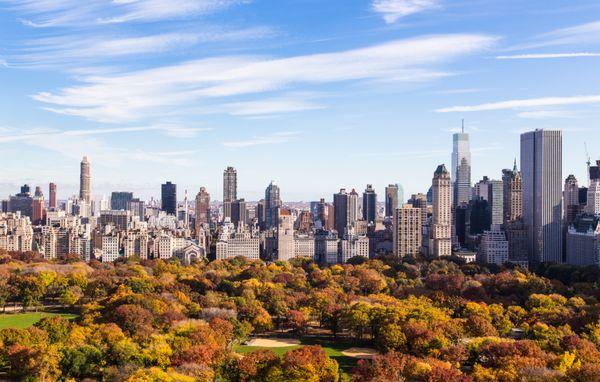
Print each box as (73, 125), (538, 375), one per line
(49, 183), (57, 209)
(231, 199), (247, 228)
(195, 187), (211, 227)
(347, 189), (360, 226)
(452, 125), (471, 208)
(333, 188), (348, 237)
(265, 181), (282, 230)
(564, 175), (581, 225)
(489, 180), (504, 226)
(161, 181), (177, 215)
(430, 165), (452, 257)
(502, 161), (522, 224)
(362, 184), (377, 224)
(385, 184), (399, 218)
(223, 167), (237, 202)
(521, 129), (563, 264)
(586, 161), (600, 214)
(79, 156), (91, 203)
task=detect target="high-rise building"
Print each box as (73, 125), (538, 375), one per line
(111, 192), (133, 211)
(385, 184), (399, 218)
(502, 161), (522, 224)
(566, 214), (600, 266)
(32, 188), (45, 225)
(277, 209), (295, 261)
(161, 182), (177, 215)
(333, 188), (348, 237)
(430, 165), (452, 257)
(79, 156), (91, 203)
(296, 211), (313, 233)
(489, 180), (504, 226)
(452, 126), (471, 207)
(564, 175), (581, 225)
(521, 129), (563, 264)
(8, 185), (33, 219)
(393, 204), (422, 257)
(362, 184), (377, 224)
(316, 198), (328, 229)
(265, 181), (281, 230)
(49, 183), (57, 210)
(195, 187), (210, 228)
(586, 161), (600, 214)
(223, 167), (237, 202)
(231, 199), (247, 228)
(347, 189), (360, 226)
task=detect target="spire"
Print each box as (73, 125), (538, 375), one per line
(513, 158), (518, 171)
(461, 119), (465, 134)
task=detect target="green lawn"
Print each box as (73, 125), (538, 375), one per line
(234, 338), (363, 375)
(0, 312), (79, 329)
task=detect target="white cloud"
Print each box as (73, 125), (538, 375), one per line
(223, 97), (325, 116)
(372, 0), (441, 23)
(516, 110), (579, 119)
(5, 0), (245, 27)
(9, 27), (273, 68)
(496, 52), (600, 59)
(436, 95), (600, 113)
(32, 34), (496, 123)
(509, 21), (600, 50)
(223, 131), (299, 148)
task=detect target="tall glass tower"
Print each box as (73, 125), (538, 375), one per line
(452, 122), (471, 208)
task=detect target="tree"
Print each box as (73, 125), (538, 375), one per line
(282, 346), (339, 382)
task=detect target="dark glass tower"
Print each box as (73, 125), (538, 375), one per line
(161, 181), (177, 215)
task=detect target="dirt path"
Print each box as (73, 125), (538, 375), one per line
(246, 338), (301, 347)
(341, 347), (378, 359)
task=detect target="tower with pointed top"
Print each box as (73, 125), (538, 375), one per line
(79, 156), (91, 203)
(502, 159), (523, 225)
(430, 164), (452, 257)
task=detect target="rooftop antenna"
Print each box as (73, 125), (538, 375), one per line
(585, 142), (591, 185)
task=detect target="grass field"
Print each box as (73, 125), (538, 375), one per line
(234, 337), (362, 375)
(0, 312), (79, 329)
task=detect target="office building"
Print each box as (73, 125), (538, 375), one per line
(8, 185), (33, 219)
(231, 198), (247, 228)
(80, 156), (91, 203)
(430, 165), (452, 257)
(161, 181), (177, 215)
(111, 192), (133, 211)
(452, 126), (471, 207)
(521, 129), (563, 263)
(566, 214), (600, 266)
(502, 162), (522, 224)
(277, 209), (295, 261)
(393, 204), (422, 257)
(333, 188), (348, 236)
(385, 184), (399, 218)
(362, 184), (377, 224)
(586, 161), (600, 214)
(347, 189), (360, 226)
(489, 180), (504, 226)
(564, 175), (582, 226)
(265, 181), (281, 230)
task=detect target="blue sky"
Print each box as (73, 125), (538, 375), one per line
(1, 0), (600, 202)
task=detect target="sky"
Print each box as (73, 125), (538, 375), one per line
(1, 0), (600, 202)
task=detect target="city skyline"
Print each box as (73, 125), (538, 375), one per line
(1, 1), (600, 200)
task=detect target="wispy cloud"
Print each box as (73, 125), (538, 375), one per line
(508, 20), (600, 51)
(5, 0), (246, 27)
(0, 125), (211, 143)
(372, 0), (441, 23)
(223, 131), (300, 148)
(516, 110), (580, 119)
(496, 52), (600, 59)
(436, 95), (600, 113)
(223, 96), (325, 116)
(8, 27), (273, 68)
(32, 34), (496, 123)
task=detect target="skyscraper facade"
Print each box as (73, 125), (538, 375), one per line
(333, 188), (348, 237)
(362, 184), (377, 224)
(489, 180), (504, 226)
(231, 199), (247, 228)
(79, 156), (91, 203)
(452, 129), (471, 207)
(393, 204), (422, 257)
(564, 175), (581, 225)
(430, 165), (452, 257)
(264, 181), (282, 230)
(521, 129), (563, 264)
(49, 183), (57, 209)
(195, 187), (211, 228)
(223, 167), (237, 202)
(161, 181), (177, 215)
(111, 192), (133, 211)
(347, 189), (360, 226)
(385, 184), (399, 218)
(586, 161), (600, 214)
(502, 162), (522, 224)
